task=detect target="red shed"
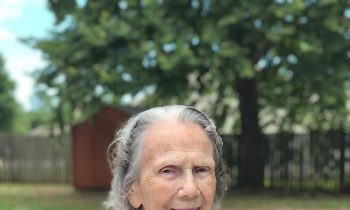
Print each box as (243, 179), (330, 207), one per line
(72, 106), (139, 189)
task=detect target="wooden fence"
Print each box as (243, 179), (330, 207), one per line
(0, 134), (70, 183)
(0, 132), (349, 191)
(222, 132), (350, 191)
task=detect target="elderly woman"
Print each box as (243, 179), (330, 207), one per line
(105, 105), (229, 210)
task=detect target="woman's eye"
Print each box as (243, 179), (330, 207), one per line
(194, 167), (209, 174)
(162, 168), (174, 174)
(160, 166), (177, 175)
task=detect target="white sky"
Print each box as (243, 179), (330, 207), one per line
(0, 0), (54, 110)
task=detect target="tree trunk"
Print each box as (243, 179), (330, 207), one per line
(236, 77), (265, 190)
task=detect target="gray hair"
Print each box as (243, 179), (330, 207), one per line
(104, 105), (229, 210)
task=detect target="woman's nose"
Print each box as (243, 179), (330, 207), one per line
(177, 172), (200, 199)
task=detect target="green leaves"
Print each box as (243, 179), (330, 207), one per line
(220, 41), (240, 58)
(237, 57), (255, 78)
(48, 0), (77, 24)
(32, 0), (350, 133)
(0, 54), (19, 131)
(218, 9), (244, 27)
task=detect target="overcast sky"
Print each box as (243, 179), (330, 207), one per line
(0, 0), (54, 110)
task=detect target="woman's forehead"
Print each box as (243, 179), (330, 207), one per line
(141, 120), (213, 156)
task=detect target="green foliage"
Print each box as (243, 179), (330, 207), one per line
(31, 0), (350, 133)
(11, 108), (32, 134)
(0, 54), (19, 132)
(0, 54), (46, 134)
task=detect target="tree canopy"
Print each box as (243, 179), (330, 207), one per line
(32, 0), (350, 189)
(0, 54), (19, 132)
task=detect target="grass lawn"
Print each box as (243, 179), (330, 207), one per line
(0, 183), (106, 210)
(1, 183), (350, 210)
(221, 192), (350, 210)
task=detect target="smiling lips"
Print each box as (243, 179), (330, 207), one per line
(170, 208), (200, 210)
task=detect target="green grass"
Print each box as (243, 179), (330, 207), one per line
(1, 183), (350, 210)
(222, 192), (350, 209)
(0, 183), (106, 210)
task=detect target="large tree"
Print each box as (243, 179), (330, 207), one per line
(32, 0), (350, 189)
(0, 54), (19, 132)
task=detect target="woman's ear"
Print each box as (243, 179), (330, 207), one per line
(127, 183), (142, 208)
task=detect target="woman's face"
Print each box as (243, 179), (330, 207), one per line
(128, 120), (217, 210)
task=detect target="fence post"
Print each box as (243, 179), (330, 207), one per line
(299, 134), (304, 190)
(339, 129), (345, 192)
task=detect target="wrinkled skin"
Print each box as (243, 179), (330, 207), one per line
(128, 120), (216, 210)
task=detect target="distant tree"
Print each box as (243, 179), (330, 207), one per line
(0, 54), (19, 132)
(29, 85), (65, 136)
(31, 0), (350, 189)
